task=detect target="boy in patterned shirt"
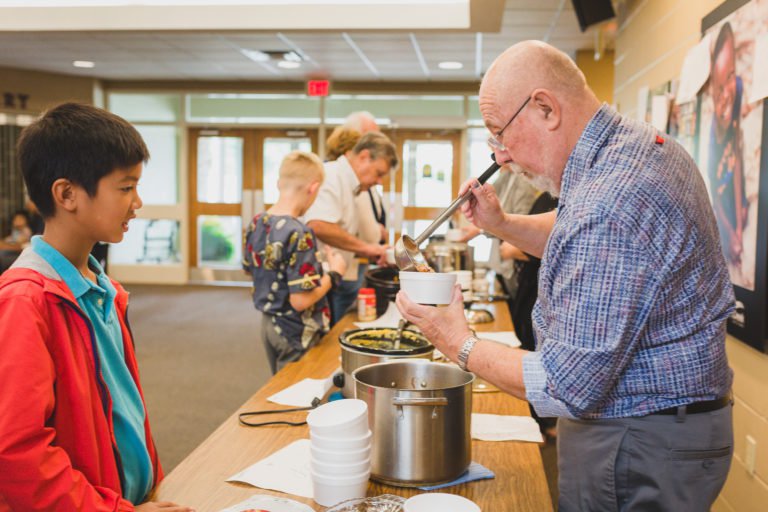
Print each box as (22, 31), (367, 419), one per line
(243, 151), (347, 374)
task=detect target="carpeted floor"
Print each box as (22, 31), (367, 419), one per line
(127, 284), (271, 471)
(128, 284), (558, 507)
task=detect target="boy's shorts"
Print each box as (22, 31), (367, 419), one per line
(255, 310), (305, 374)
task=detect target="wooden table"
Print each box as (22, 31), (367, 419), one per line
(152, 303), (552, 511)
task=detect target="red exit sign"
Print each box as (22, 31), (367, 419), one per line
(307, 80), (330, 97)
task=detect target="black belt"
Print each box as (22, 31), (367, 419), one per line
(653, 396), (731, 416)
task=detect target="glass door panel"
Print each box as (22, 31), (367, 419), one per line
(197, 215), (242, 267)
(196, 136), (243, 204)
(262, 137), (312, 205)
(402, 140), (454, 208)
(387, 130), (461, 243)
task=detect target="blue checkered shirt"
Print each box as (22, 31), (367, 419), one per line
(522, 105), (734, 419)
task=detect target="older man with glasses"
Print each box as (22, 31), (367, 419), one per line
(397, 40), (734, 511)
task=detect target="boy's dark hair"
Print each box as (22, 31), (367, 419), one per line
(712, 22), (734, 65)
(17, 103), (149, 218)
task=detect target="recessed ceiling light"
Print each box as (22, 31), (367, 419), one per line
(73, 60), (95, 68)
(283, 51), (302, 62)
(277, 60), (301, 69)
(438, 61), (463, 70)
(240, 49), (270, 62)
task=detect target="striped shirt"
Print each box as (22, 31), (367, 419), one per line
(522, 105), (734, 419)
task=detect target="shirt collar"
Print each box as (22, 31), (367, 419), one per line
(559, 103), (621, 206)
(31, 236), (113, 301)
(337, 155), (363, 195)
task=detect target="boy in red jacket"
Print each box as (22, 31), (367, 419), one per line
(0, 103), (193, 512)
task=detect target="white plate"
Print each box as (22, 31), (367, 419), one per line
(218, 494), (314, 512)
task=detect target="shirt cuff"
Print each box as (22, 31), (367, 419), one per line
(522, 351), (575, 419)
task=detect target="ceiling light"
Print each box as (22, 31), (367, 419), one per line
(283, 51), (302, 62)
(240, 49), (270, 62)
(73, 60), (95, 68)
(438, 61), (463, 70)
(277, 60), (301, 69)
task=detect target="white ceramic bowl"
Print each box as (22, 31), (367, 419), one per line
(310, 429), (372, 451)
(404, 493), (481, 512)
(306, 399), (368, 438)
(399, 271), (457, 305)
(311, 456), (371, 476)
(310, 443), (371, 464)
(311, 469), (370, 507)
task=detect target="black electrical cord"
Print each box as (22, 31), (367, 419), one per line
(238, 397), (322, 427)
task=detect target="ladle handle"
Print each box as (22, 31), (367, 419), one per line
(413, 156), (501, 245)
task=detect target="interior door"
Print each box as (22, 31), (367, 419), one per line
(188, 128), (317, 278)
(386, 129), (462, 242)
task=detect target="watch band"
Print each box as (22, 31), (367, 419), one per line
(327, 271), (342, 290)
(457, 335), (480, 371)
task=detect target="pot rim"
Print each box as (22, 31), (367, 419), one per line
(339, 328), (433, 356)
(352, 360), (475, 391)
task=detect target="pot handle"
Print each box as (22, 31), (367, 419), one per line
(392, 396), (448, 407)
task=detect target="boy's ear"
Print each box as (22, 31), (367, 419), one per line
(308, 180), (321, 196)
(51, 178), (79, 213)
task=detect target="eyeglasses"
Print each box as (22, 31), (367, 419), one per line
(487, 95), (532, 152)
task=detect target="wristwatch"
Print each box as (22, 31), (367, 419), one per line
(457, 335), (480, 372)
(327, 271), (342, 290)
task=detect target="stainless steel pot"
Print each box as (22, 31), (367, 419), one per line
(339, 328), (434, 398)
(353, 360), (473, 487)
(424, 235), (474, 272)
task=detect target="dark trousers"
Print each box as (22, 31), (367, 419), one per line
(557, 404), (733, 511)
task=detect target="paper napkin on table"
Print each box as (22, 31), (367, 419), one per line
(478, 331), (521, 348)
(227, 439), (313, 498)
(471, 413), (543, 442)
(267, 371), (336, 407)
(354, 301), (403, 329)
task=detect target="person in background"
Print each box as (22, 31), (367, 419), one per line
(0, 210), (34, 273)
(396, 41), (734, 510)
(243, 151), (347, 374)
(305, 132), (396, 324)
(707, 21), (749, 267)
(0, 103), (192, 511)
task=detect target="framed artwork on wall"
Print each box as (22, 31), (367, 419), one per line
(698, 0), (768, 352)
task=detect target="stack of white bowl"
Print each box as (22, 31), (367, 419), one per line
(306, 399), (371, 507)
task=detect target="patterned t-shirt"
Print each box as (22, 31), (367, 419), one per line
(243, 213), (330, 350)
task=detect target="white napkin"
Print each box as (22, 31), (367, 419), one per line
(478, 331), (521, 348)
(471, 413), (543, 443)
(354, 301), (403, 329)
(227, 439), (313, 498)
(267, 373), (335, 407)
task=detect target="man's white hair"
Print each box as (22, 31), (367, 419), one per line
(342, 111), (377, 132)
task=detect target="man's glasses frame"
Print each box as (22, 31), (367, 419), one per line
(487, 95), (532, 152)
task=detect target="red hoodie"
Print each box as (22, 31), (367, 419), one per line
(0, 249), (162, 511)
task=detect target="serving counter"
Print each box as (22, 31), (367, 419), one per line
(151, 303), (552, 511)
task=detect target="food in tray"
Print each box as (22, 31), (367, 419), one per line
(344, 328), (428, 351)
(414, 262), (434, 272)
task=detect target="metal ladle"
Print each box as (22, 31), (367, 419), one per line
(395, 155), (501, 271)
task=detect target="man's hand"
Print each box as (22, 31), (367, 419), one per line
(136, 501), (195, 512)
(395, 284), (472, 362)
(458, 178), (505, 235)
(366, 243), (389, 266)
(323, 245), (348, 276)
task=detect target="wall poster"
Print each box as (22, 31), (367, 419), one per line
(698, 0), (768, 352)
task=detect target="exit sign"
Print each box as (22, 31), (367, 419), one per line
(307, 80), (330, 97)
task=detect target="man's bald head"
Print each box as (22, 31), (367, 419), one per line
(478, 40), (601, 195)
(480, 40), (589, 104)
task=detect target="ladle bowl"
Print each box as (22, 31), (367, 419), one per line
(395, 155), (501, 271)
